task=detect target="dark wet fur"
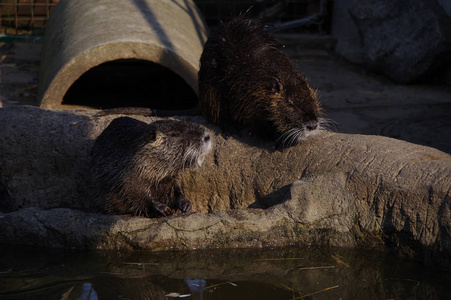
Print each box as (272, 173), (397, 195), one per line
(198, 16), (321, 144)
(90, 117), (211, 218)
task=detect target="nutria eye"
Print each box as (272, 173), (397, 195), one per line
(147, 129), (157, 141)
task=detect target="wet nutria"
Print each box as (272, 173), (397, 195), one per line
(90, 117), (212, 218)
(198, 16), (323, 146)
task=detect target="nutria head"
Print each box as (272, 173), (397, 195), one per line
(133, 119), (212, 181)
(263, 73), (322, 145)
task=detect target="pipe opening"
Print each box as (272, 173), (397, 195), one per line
(62, 59), (198, 110)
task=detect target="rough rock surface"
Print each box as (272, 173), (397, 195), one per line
(350, 0), (451, 83)
(0, 106), (450, 269)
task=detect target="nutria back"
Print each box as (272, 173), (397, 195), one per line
(198, 16), (322, 145)
(91, 117), (212, 218)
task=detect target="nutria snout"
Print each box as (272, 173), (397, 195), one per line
(90, 117), (212, 218)
(198, 16), (323, 146)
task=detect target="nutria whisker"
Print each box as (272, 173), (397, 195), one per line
(291, 129), (302, 146)
(291, 129), (303, 146)
(277, 128), (295, 148)
(182, 146), (192, 169)
(318, 118), (337, 132)
(277, 128), (304, 148)
(183, 145), (201, 169)
(294, 128), (306, 144)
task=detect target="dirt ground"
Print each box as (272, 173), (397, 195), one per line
(1, 38), (451, 154)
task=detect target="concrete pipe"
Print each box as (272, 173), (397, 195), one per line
(38, 0), (208, 109)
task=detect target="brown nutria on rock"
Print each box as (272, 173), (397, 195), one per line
(198, 16), (323, 146)
(91, 117), (212, 218)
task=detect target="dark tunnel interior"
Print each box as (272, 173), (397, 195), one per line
(63, 59), (198, 110)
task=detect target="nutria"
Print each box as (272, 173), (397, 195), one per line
(198, 16), (323, 146)
(90, 117), (212, 218)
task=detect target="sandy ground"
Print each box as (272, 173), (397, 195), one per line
(1, 39), (451, 154)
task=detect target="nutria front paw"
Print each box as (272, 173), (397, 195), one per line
(181, 200), (192, 213)
(175, 198), (192, 213)
(154, 202), (173, 217)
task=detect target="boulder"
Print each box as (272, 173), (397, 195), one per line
(0, 106), (450, 269)
(438, 0), (451, 16)
(331, 0), (363, 63)
(349, 0), (451, 83)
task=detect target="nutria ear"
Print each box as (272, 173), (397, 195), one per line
(270, 79), (282, 95)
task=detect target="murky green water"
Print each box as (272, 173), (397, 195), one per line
(0, 244), (450, 299)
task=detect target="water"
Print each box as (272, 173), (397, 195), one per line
(0, 244), (450, 299)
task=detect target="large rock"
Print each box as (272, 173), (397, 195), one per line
(349, 0), (451, 83)
(331, 0), (363, 63)
(438, 0), (451, 16)
(0, 106), (450, 269)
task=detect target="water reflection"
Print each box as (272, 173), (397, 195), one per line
(0, 244), (449, 299)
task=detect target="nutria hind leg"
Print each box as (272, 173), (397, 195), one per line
(174, 187), (192, 213)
